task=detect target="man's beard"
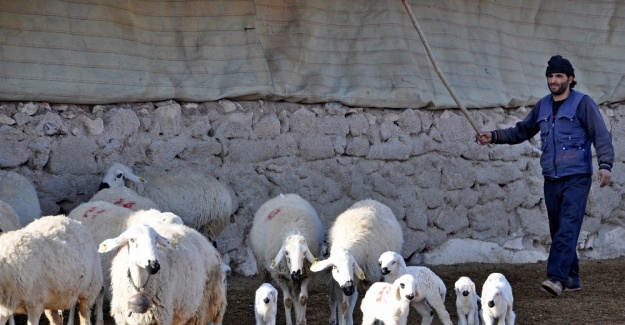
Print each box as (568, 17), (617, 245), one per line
(550, 82), (568, 96)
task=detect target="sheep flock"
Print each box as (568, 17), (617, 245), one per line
(1, 166), (525, 324)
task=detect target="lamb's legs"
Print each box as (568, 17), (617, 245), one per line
(77, 299), (93, 325)
(426, 297), (453, 325)
(328, 280), (339, 325)
(412, 300), (434, 325)
(457, 313), (468, 325)
(43, 310), (63, 325)
(26, 304), (43, 325)
(505, 310), (516, 325)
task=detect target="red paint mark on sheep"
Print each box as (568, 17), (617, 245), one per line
(267, 208), (281, 220)
(114, 198), (124, 205)
(375, 285), (391, 303)
(83, 207), (96, 218)
(122, 201), (136, 209)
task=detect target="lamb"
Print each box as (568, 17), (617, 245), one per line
(481, 273), (515, 325)
(360, 274), (417, 325)
(378, 251), (452, 325)
(68, 200), (183, 302)
(455, 276), (481, 325)
(98, 162), (235, 242)
(0, 200), (20, 234)
(310, 199), (403, 325)
(250, 193), (324, 325)
(0, 215), (103, 325)
(255, 283), (278, 325)
(99, 222), (227, 325)
(0, 169), (41, 226)
(89, 186), (160, 211)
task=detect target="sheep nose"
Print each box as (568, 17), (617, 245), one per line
(291, 270), (303, 281)
(263, 298), (270, 304)
(462, 290), (469, 296)
(405, 293), (415, 300)
(380, 267), (390, 275)
(146, 260), (160, 274)
(341, 280), (355, 296)
(98, 182), (110, 190)
(488, 300), (495, 308)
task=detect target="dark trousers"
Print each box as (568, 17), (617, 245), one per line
(543, 175), (592, 283)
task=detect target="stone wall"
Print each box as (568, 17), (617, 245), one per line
(1, 100), (624, 275)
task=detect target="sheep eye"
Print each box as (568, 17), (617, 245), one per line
(116, 173), (123, 178)
(332, 265), (338, 271)
(285, 251), (289, 256)
(400, 283), (405, 289)
(129, 238), (135, 243)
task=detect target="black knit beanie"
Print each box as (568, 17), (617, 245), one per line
(545, 55), (575, 77)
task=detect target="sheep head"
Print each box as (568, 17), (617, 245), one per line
(310, 251), (365, 296)
(378, 251), (404, 277)
(271, 233), (316, 281)
(99, 162), (145, 190)
(99, 223), (173, 290)
(455, 276), (477, 298)
(393, 274), (417, 302)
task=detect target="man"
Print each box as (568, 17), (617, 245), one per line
(476, 55), (614, 296)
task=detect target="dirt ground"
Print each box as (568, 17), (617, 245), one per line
(20, 257), (625, 325)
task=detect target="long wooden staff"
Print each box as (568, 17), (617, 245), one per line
(401, 0), (482, 135)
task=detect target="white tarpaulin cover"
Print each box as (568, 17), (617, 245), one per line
(1, 0), (624, 109)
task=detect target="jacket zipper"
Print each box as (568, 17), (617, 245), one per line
(551, 114), (557, 178)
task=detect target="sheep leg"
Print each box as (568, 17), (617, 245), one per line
(43, 309), (63, 325)
(328, 280), (339, 325)
(457, 312), (468, 325)
(342, 291), (358, 325)
(411, 300), (434, 325)
(277, 280), (294, 325)
(505, 310), (515, 325)
(425, 297), (453, 325)
(26, 304), (43, 325)
(296, 277), (311, 325)
(94, 289), (105, 325)
(77, 299), (93, 325)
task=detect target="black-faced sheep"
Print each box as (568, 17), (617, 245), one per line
(99, 222), (227, 325)
(360, 273), (417, 325)
(481, 273), (515, 325)
(250, 193), (324, 325)
(455, 276), (480, 325)
(98, 162), (235, 242)
(0, 215), (103, 325)
(0, 169), (41, 226)
(310, 199), (403, 325)
(378, 251), (452, 325)
(255, 283), (278, 325)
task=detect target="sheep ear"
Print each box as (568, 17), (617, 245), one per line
(125, 172), (144, 184)
(309, 258), (332, 272)
(98, 236), (127, 253)
(304, 247), (316, 264)
(156, 234), (173, 250)
(394, 282), (402, 300)
(271, 246), (285, 269)
(353, 262), (365, 280)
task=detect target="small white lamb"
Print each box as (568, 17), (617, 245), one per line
(360, 273), (417, 325)
(455, 276), (480, 325)
(255, 283), (278, 325)
(378, 251), (452, 325)
(481, 273), (515, 325)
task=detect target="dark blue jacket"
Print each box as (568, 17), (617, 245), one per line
(492, 89), (614, 179)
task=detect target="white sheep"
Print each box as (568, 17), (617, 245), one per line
(68, 200), (183, 302)
(481, 273), (515, 325)
(98, 162), (235, 242)
(360, 273), (417, 325)
(89, 186), (160, 211)
(378, 251), (452, 325)
(255, 283), (278, 325)
(0, 215), (103, 325)
(0, 200), (20, 234)
(250, 193), (324, 325)
(99, 222), (227, 325)
(0, 169), (41, 226)
(310, 199), (403, 325)
(455, 276), (481, 325)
